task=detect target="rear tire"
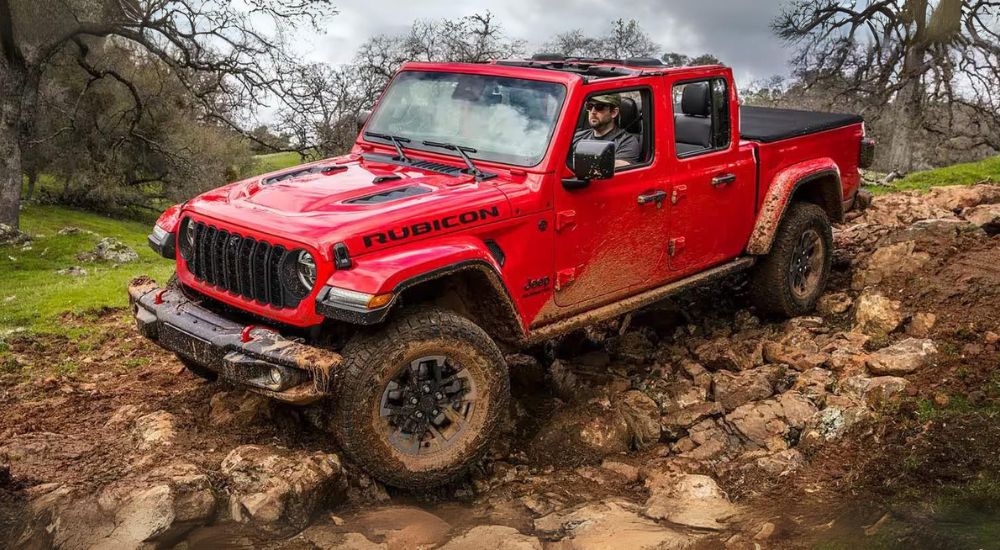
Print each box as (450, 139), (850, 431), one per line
(331, 307), (509, 489)
(750, 202), (832, 317)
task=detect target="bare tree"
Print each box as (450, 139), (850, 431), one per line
(774, 0), (1000, 172)
(661, 52), (723, 67)
(276, 11), (526, 158)
(540, 19), (658, 59)
(0, 0), (334, 229)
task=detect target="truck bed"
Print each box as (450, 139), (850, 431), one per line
(740, 106), (863, 143)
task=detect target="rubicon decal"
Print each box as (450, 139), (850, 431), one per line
(362, 206), (501, 248)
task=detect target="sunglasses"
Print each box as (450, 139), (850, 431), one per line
(585, 102), (613, 112)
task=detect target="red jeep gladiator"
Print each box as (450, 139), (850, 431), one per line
(131, 56), (874, 488)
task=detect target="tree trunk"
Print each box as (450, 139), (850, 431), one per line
(25, 169), (37, 200)
(887, 49), (924, 173)
(0, 63), (25, 230)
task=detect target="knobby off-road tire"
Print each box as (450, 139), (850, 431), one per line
(332, 306), (509, 489)
(750, 202), (833, 317)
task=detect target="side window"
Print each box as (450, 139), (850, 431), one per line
(570, 88), (653, 170)
(672, 79), (730, 158)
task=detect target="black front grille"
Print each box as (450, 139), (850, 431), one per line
(185, 219), (302, 309)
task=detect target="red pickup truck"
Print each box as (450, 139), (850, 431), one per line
(131, 56), (873, 488)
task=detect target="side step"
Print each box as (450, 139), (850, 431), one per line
(526, 257), (755, 343)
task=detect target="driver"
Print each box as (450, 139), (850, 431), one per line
(572, 94), (641, 167)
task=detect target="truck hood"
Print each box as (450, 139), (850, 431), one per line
(181, 154), (513, 258)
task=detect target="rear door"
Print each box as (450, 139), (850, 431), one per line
(666, 75), (756, 274)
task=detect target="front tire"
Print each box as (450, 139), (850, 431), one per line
(750, 202), (833, 317)
(332, 307), (509, 489)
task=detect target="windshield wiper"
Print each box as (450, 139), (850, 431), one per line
(364, 132), (412, 162)
(422, 140), (485, 179)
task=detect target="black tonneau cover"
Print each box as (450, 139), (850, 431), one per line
(740, 106), (862, 143)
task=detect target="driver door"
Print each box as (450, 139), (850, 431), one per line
(552, 87), (669, 309)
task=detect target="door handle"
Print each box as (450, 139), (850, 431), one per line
(637, 189), (667, 207)
(712, 173), (736, 187)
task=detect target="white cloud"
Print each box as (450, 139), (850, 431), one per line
(294, 0), (791, 83)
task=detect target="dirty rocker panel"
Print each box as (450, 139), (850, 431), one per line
(128, 280), (342, 404)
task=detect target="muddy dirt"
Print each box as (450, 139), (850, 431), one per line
(2, 184), (999, 549)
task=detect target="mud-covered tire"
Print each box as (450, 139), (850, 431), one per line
(331, 307), (509, 489)
(750, 202), (833, 317)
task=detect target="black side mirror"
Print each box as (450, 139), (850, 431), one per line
(564, 139), (615, 190)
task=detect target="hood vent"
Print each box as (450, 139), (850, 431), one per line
(345, 185), (431, 205)
(262, 164), (347, 185)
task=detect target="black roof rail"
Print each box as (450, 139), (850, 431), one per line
(624, 57), (664, 67)
(531, 53), (565, 62)
(495, 59), (640, 80)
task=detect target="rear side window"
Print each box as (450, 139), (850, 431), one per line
(672, 79), (730, 158)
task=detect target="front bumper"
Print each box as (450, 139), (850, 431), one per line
(127, 278), (342, 404)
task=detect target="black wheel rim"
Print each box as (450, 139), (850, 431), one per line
(379, 355), (477, 456)
(788, 228), (824, 300)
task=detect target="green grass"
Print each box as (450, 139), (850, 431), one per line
(1, 152), (311, 338)
(0, 205), (174, 335)
(252, 151), (309, 174)
(868, 155), (1000, 195)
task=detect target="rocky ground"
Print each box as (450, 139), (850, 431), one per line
(1, 185), (999, 550)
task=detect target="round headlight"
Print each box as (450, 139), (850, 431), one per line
(296, 250), (316, 291)
(178, 218), (196, 259)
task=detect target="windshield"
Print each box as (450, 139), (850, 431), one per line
(365, 71), (567, 167)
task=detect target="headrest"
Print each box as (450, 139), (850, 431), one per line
(681, 82), (711, 117)
(618, 97), (640, 132)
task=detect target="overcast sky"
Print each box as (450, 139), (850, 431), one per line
(296, 0), (794, 87)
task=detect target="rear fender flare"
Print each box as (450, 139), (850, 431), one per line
(746, 161), (842, 255)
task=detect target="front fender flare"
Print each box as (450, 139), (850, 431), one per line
(317, 236), (521, 336)
(746, 160), (841, 255)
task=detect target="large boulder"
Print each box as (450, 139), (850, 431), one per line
(209, 390), (273, 428)
(615, 390), (661, 450)
(529, 402), (630, 465)
(925, 184), (1000, 210)
(842, 375), (910, 403)
(866, 338), (937, 375)
(661, 402), (723, 440)
(906, 312), (937, 338)
(0, 223), (30, 246)
(962, 203), (1000, 234)
(693, 337), (763, 372)
(816, 292), (853, 316)
(851, 241), (931, 290)
(534, 499), (694, 549)
(132, 411), (178, 451)
(853, 291), (904, 338)
(82, 237), (140, 264)
(643, 474), (739, 531)
(13, 463), (216, 549)
(221, 445), (346, 535)
(725, 392), (818, 450)
(95, 462), (217, 547)
(711, 366), (781, 412)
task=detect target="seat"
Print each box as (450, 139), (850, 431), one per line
(674, 82), (712, 154)
(618, 97), (642, 134)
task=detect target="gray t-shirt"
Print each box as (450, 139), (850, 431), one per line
(572, 127), (642, 164)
